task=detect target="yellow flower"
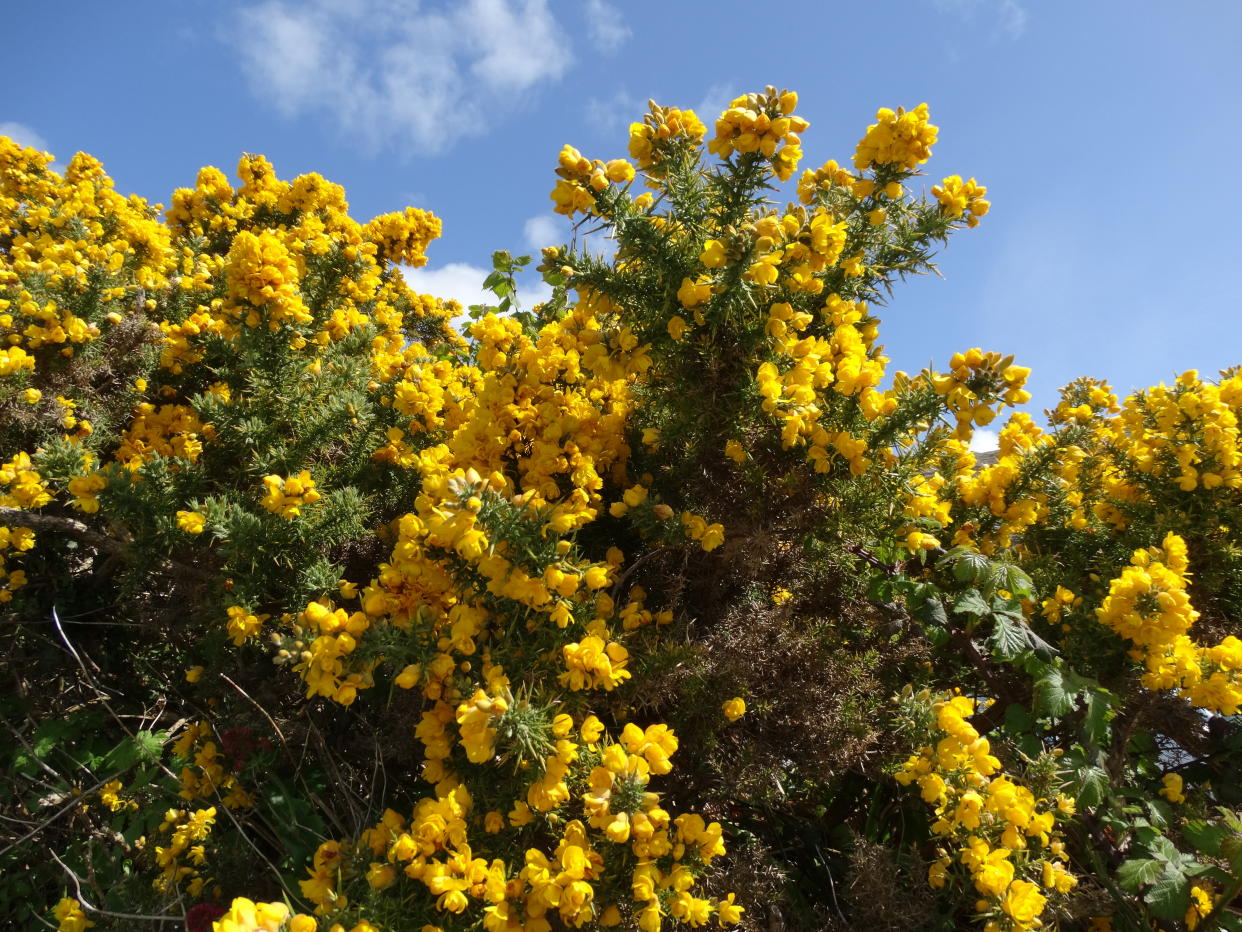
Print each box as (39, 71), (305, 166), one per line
(717, 892), (744, 925)
(722, 697), (746, 721)
(1160, 772), (1186, 804)
(185, 665), (204, 683)
(52, 897), (93, 932)
(176, 510), (206, 534)
(366, 862), (396, 890)
(1002, 879), (1047, 925)
(699, 239), (727, 268)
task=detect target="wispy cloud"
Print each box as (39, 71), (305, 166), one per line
(233, 0), (573, 155)
(695, 83), (735, 122)
(524, 214), (566, 252)
(581, 0), (630, 53)
(931, 0), (1028, 39)
(0, 121), (49, 152)
(585, 86), (643, 135)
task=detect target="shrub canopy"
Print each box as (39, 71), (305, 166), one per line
(2, 87), (1241, 932)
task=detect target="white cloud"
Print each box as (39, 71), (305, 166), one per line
(585, 87), (643, 134)
(582, 0), (630, 53)
(0, 121), (48, 152)
(931, 0), (1028, 38)
(403, 262), (495, 310)
(695, 83), (735, 122)
(969, 429), (999, 453)
(527, 211), (616, 260)
(233, 0), (573, 154)
(524, 214), (566, 252)
(403, 262), (554, 322)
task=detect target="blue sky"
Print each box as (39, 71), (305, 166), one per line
(6, 0), (1241, 444)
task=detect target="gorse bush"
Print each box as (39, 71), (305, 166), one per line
(2, 85), (1241, 932)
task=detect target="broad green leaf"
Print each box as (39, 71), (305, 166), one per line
(1116, 858), (1162, 892)
(913, 596), (947, 628)
(1082, 687), (1114, 746)
(133, 730), (166, 764)
(1003, 703), (1036, 733)
(1144, 864), (1190, 922)
(951, 551), (991, 587)
(1034, 666), (1076, 718)
(996, 563), (1034, 598)
(987, 613), (1028, 660)
(1147, 833), (1183, 865)
(952, 589), (989, 617)
(1075, 765), (1109, 808)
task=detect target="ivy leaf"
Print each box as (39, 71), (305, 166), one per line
(1117, 858), (1163, 892)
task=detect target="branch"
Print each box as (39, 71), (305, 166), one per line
(0, 506), (121, 554)
(0, 506), (211, 581)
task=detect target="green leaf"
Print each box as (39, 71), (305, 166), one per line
(1082, 687), (1114, 746)
(133, 730), (166, 764)
(1148, 833), (1183, 864)
(949, 551), (990, 587)
(33, 719), (73, 758)
(1144, 864), (1190, 922)
(987, 613), (1028, 660)
(1075, 765), (1109, 808)
(1034, 666), (1075, 718)
(1185, 820), (1228, 857)
(913, 596), (947, 628)
(1116, 858), (1163, 892)
(996, 563), (1034, 598)
(1003, 702), (1035, 733)
(952, 589), (989, 617)
(102, 739), (140, 774)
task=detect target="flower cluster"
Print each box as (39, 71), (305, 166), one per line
(932, 175), (991, 227)
(550, 145), (636, 217)
(153, 805), (217, 896)
(210, 898), (320, 932)
(1097, 534), (1242, 714)
(853, 103), (938, 171)
(628, 104), (707, 173)
(707, 87), (808, 181)
(52, 897), (93, 932)
(260, 470), (321, 519)
(12, 81), (1242, 932)
(929, 348), (1033, 440)
(895, 691), (1075, 931)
